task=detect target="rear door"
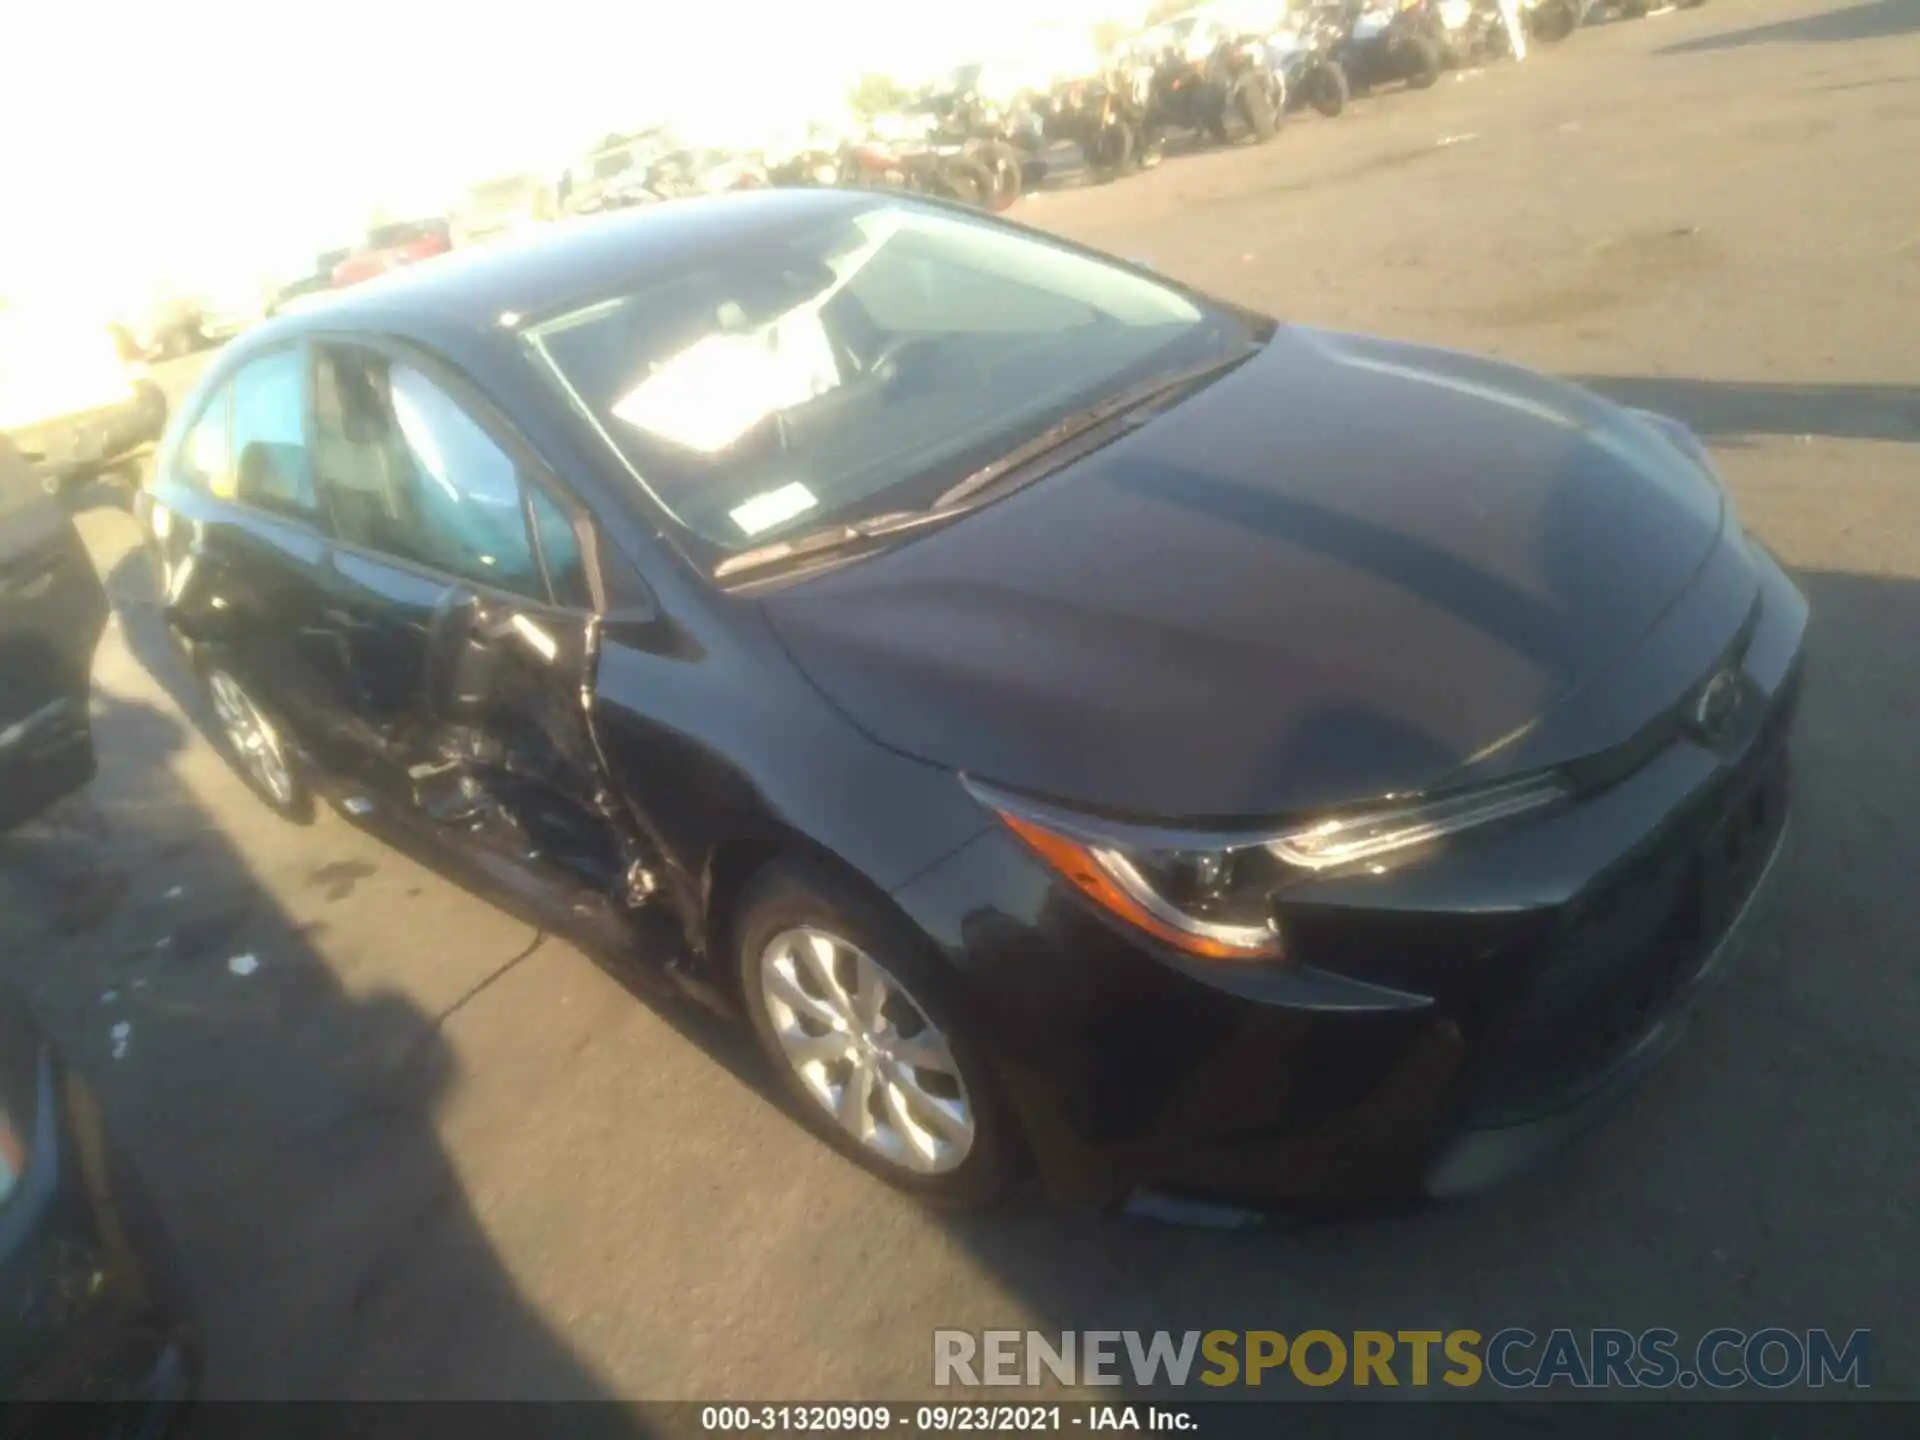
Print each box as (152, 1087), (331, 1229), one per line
(152, 347), (351, 772)
(306, 339), (646, 910)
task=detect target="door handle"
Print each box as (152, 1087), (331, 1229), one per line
(321, 608), (356, 626)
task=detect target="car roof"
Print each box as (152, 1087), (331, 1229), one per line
(270, 188), (879, 346)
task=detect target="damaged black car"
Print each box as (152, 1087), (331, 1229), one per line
(134, 190), (1805, 1214)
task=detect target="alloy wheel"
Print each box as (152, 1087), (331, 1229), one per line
(206, 670), (296, 809)
(758, 927), (976, 1175)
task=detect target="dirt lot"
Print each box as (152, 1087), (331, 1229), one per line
(4, 0), (1918, 1408)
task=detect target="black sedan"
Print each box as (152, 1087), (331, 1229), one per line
(133, 190), (1805, 1213)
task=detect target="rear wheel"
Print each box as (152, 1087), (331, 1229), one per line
(203, 667), (312, 822)
(734, 859), (1020, 1207)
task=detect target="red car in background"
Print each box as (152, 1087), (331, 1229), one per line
(329, 219), (452, 289)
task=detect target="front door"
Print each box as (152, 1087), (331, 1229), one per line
(304, 339), (651, 922)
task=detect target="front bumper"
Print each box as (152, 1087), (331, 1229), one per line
(6, 385), (167, 482)
(890, 536), (1809, 1212)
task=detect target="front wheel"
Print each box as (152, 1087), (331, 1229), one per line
(734, 859), (1021, 1207)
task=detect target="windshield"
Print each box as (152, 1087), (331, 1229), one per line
(528, 200), (1249, 565)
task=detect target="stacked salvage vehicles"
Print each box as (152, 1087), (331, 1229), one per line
(753, 0), (1697, 205)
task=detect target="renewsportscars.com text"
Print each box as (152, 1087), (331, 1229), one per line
(933, 1328), (1872, 1391)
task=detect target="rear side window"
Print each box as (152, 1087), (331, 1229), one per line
(229, 348), (319, 520)
(311, 344), (545, 599)
(176, 386), (231, 492)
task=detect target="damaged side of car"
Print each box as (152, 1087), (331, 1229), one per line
(135, 336), (705, 998)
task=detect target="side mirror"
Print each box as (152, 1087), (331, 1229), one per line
(422, 588), (502, 722)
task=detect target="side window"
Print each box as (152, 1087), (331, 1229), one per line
(528, 484), (591, 610)
(229, 348), (319, 519)
(176, 386), (231, 492)
(311, 344), (544, 598)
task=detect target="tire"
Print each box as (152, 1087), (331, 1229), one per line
(1238, 79), (1279, 142)
(1205, 99), (1232, 146)
(200, 666), (314, 823)
(1086, 118), (1134, 181)
(935, 156), (994, 206)
(1403, 36), (1443, 89)
(974, 140), (1024, 211)
(1310, 61), (1349, 117)
(733, 857), (1022, 1207)
(1530, 0), (1580, 39)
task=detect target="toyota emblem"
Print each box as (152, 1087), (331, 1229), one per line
(1692, 668), (1744, 744)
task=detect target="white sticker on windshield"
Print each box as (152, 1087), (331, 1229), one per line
(729, 482), (818, 537)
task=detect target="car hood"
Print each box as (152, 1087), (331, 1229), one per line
(762, 326), (1738, 822)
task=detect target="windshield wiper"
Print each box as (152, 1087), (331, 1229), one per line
(713, 508), (960, 581)
(930, 344), (1261, 513)
(712, 343), (1261, 583)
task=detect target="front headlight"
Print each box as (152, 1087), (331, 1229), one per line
(1262, 773), (1567, 871)
(965, 772), (1567, 962)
